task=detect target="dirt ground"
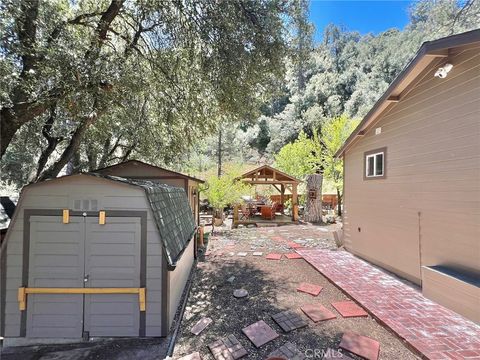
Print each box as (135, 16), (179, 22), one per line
(173, 224), (420, 360)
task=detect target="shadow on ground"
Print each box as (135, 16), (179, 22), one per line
(173, 259), (344, 360)
(0, 337), (168, 360)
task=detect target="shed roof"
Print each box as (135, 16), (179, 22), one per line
(94, 160), (205, 184)
(86, 173), (195, 268)
(335, 29), (480, 157)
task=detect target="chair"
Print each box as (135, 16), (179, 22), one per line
(240, 204), (253, 220)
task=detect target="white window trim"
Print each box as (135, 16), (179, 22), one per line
(365, 151), (384, 178)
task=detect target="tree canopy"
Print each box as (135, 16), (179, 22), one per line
(0, 0), (291, 186)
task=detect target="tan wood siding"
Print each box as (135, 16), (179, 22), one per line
(343, 48), (480, 285)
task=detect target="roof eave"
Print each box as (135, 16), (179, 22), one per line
(335, 29), (480, 158)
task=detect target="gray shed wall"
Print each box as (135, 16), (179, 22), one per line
(1, 175), (169, 337)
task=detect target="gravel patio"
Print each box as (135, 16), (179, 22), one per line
(172, 224), (420, 360)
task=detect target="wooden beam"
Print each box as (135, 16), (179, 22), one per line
(18, 287), (147, 311)
(272, 184), (281, 193)
(242, 180), (299, 185)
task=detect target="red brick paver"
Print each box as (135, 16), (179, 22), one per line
(266, 253), (282, 260)
(191, 317), (212, 335)
(331, 301), (368, 318)
(285, 253), (303, 259)
(297, 282), (323, 296)
(298, 249), (480, 360)
(339, 332), (380, 360)
(301, 303), (336, 322)
(287, 241), (303, 249)
(242, 320), (279, 348)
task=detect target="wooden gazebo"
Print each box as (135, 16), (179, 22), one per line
(233, 165), (301, 227)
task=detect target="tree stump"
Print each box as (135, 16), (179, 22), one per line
(304, 174), (323, 223)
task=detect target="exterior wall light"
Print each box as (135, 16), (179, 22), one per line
(434, 63), (453, 78)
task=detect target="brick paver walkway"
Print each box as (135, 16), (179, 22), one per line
(298, 249), (480, 360)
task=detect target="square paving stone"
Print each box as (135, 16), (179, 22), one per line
(242, 320), (279, 348)
(331, 301), (368, 318)
(252, 252), (263, 256)
(297, 282), (323, 296)
(285, 253), (303, 259)
(301, 304), (336, 322)
(268, 342), (305, 360)
(208, 335), (247, 360)
(266, 253), (282, 260)
(237, 252), (248, 257)
(287, 241), (303, 249)
(191, 317), (212, 335)
(339, 332), (380, 360)
(272, 310), (308, 332)
(178, 352), (202, 360)
(323, 349), (353, 359)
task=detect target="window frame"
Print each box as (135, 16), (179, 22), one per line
(364, 147), (387, 180)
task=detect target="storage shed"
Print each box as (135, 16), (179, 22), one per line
(0, 173), (196, 339)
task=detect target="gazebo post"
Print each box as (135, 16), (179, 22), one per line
(280, 184), (285, 214)
(292, 183), (298, 221)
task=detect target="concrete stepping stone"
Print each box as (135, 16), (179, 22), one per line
(339, 332), (380, 360)
(252, 252), (263, 256)
(323, 349), (353, 359)
(285, 253), (303, 259)
(177, 352), (202, 360)
(208, 334), (247, 360)
(233, 289), (248, 298)
(271, 310), (308, 332)
(331, 301), (368, 318)
(237, 252), (248, 257)
(226, 276), (235, 283)
(301, 304), (336, 322)
(268, 341), (305, 360)
(242, 320), (279, 348)
(266, 253), (282, 260)
(190, 317), (212, 335)
(297, 282), (323, 296)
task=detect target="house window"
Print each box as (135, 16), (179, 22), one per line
(364, 148), (386, 179)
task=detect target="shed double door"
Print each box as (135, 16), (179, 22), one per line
(26, 215), (141, 338)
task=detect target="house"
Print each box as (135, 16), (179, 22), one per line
(1, 173), (196, 340)
(94, 160), (204, 226)
(336, 30), (480, 322)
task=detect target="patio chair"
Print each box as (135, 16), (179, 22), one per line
(240, 204), (253, 220)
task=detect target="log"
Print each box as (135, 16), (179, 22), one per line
(304, 174), (323, 223)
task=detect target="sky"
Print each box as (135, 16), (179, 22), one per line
(309, 0), (413, 42)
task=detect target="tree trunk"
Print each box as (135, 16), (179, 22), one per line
(37, 109), (98, 181)
(304, 174), (323, 223)
(217, 128), (222, 178)
(336, 188), (342, 217)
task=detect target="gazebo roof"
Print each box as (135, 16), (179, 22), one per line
(239, 165), (301, 184)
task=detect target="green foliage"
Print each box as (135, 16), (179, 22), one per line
(321, 115), (360, 194)
(274, 130), (321, 179)
(0, 0), (292, 187)
(201, 164), (253, 212)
